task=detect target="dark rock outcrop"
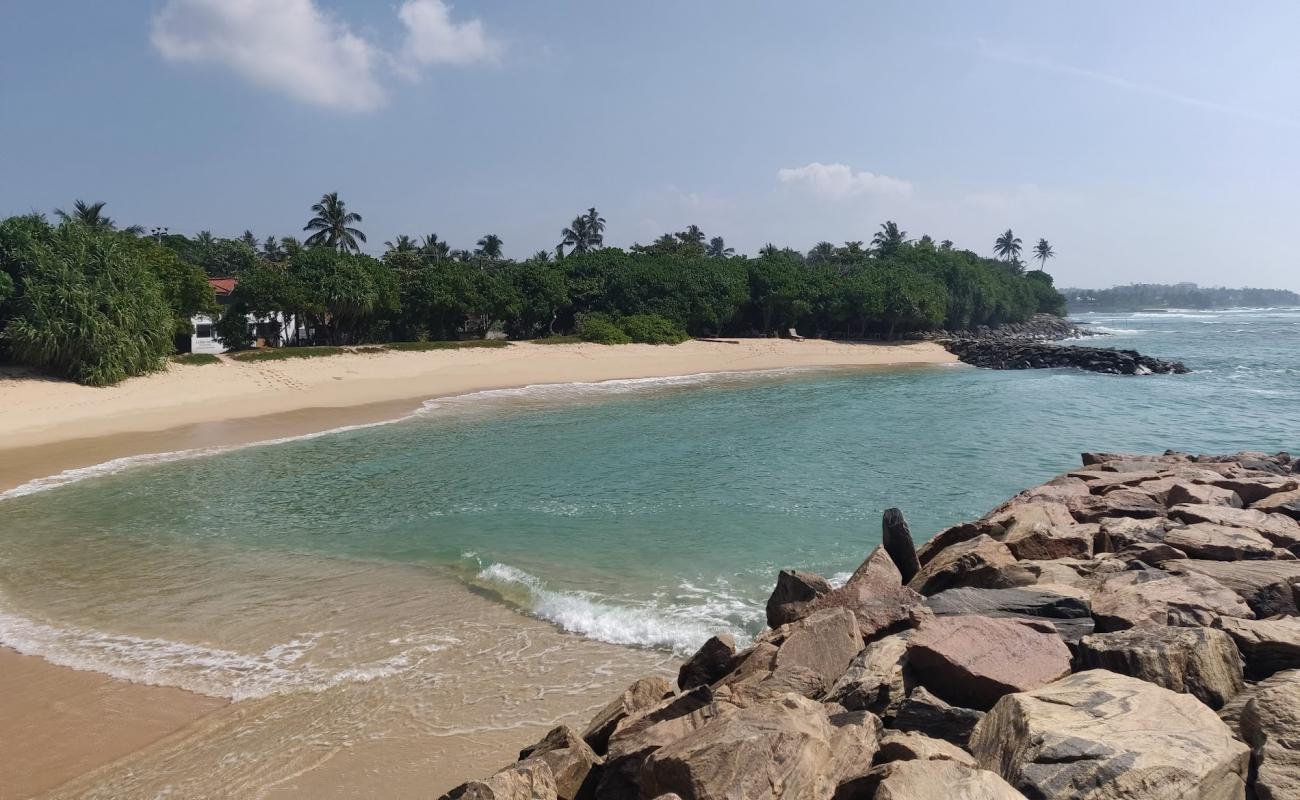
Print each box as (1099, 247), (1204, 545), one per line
(944, 339), (1189, 375)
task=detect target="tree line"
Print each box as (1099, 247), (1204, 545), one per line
(0, 193), (1066, 384)
(1063, 283), (1300, 313)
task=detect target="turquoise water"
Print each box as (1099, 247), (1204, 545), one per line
(2, 308), (1298, 663)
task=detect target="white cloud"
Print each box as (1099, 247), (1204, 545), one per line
(151, 0), (501, 113)
(776, 162), (913, 199)
(396, 0), (501, 74)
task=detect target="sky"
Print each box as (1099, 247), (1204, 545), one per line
(2, 0), (1298, 290)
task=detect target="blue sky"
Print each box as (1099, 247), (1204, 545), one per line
(3, 1), (1298, 289)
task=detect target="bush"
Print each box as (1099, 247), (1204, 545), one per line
(387, 340), (509, 351)
(577, 314), (631, 344)
(173, 353), (221, 366)
(619, 314), (689, 344)
(531, 334), (582, 345)
(230, 346), (348, 362)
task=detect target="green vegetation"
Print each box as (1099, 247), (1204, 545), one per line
(2, 192), (1068, 385)
(173, 353), (221, 365)
(386, 339), (509, 351)
(229, 346), (351, 362)
(1063, 283), (1300, 312)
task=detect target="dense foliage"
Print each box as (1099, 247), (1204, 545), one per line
(0, 215), (212, 385)
(1, 194), (1070, 385)
(1063, 283), (1300, 312)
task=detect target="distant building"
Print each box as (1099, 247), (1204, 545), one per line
(187, 278), (304, 354)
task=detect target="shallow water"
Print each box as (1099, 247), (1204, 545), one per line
(2, 308), (1299, 794)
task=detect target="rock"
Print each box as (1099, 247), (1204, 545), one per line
(443, 760), (558, 800)
(1172, 504), (1300, 551)
(969, 670), (1249, 800)
(1090, 569), (1254, 631)
(1214, 617), (1300, 679)
(826, 710), (884, 789)
(881, 507), (921, 584)
(1165, 559), (1300, 617)
(518, 726), (602, 800)
(924, 586), (1095, 643)
(1021, 475), (1093, 502)
(1066, 489), (1167, 522)
(1002, 517), (1095, 560)
(890, 686), (984, 747)
(637, 694), (840, 800)
(1076, 627), (1244, 709)
(582, 676), (674, 754)
(826, 633), (911, 716)
(598, 687), (727, 799)
(1071, 468), (1168, 491)
(1166, 481), (1244, 508)
(1164, 522), (1276, 561)
(1205, 476), (1299, 505)
(907, 535), (1019, 596)
(1253, 489), (1300, 520)
(943, 340), (1189, 375)
(906, 615), (1071, 710)
(873, 730), (977, 768)
(804, 547), (924, 640)
(765, 570), (833, 629)
(847, 760), (1026, 800)
(677, 635), (736, 691)
(1096, 515), (1172, 551)
(1113, 541), (1188, 568)
(768, 608), (863, 696)
(1240, 670), (1300, 800)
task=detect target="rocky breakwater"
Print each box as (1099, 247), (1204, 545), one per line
(921, 312), (1102, 344)
(443, 450), (1300, 800)
(944, 340), (1190, 375)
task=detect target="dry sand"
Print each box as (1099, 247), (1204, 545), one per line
(0, 339), (955, 797)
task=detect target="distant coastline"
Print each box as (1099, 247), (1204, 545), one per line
(1062, 282), (1300, 313)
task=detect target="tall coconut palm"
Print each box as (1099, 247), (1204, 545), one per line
(195, 230), (216, 248)
(54, 200), (141, 234)
(706, 236), (734, 259)
(420, 234), (450, 261)
(679, 224), (705, 244)
(475, 234), (503, 260)
(807, 241), (837, 264)
(303, 192), (366, 252)
(240, 230), (258, 249)
(583, 207), (606, 247)
(281, 236), (304, 258)
(262, 235), (286, 262)
(994, 229), (1023, 263)
(1033, 238), (1055, 270)
(385, 234), (418, 253)
(759, 243), (781, 257)
(561, 216), (592, 255)
(839, 241), (866, 257)
(871, 221), (907, 255)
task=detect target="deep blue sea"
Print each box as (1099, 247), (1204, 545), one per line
(2, 308), (1298, 695)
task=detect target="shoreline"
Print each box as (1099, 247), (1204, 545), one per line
(0, 339), (954, 494)
(0, 338), (953, 797)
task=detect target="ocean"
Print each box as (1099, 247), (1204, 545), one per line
(2, 307), (1298, 794)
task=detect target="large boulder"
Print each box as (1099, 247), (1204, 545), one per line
(1170, 504), (1300, 551)
(1096, 515), (1172, 552)
(766, 570), (833, 629)
(769, 608), (864, 695)
(924, 586), (1095, 644)
(1205, 475), (1299, 505)
(1252, 488), (1300, 520)
(1076, 627), (1244, 709)
(803, 547), (925, 640)
(1090, 569), (1254, 631)
(1213, 617), (1300, 679)
(873, 730), (977, 768)
(518, 726), (602, 800)
(826, 633), (911, 716)
(1166, 482), (1243, 508)
(1164, 559), (1300, 617)
(598, 687), (728, 800)
(991, 501), (1094, 560)
(906, 615), (1071, 710)
(881, 507), (921, 584)
(969, 670), (1250, 800)
(1240, 670), (1300, 800)
(582, 676), (674, 754)
(1163, 523), (1276, 561)
(1066, 489), (1166, 523)
(677, 635), (736, 691)
(846, 760), (1026, 800)
(637, 694), (843, 800)
(907, 535), (1019, 596)
(443, 760), (558, 800)
(890, 686), (984, 747)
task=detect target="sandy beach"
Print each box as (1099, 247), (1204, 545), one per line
(0, 339), (954, 798)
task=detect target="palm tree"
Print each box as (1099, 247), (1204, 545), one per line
(195, 230), (216, 248)
(385, 234), (418, 253)
(561, 216), (592, 255)
(679, 224), (705, 244)
(759, 243), (781, 257)
(54, 200), (140, 233)
(807, 241), (837, 264)
(420, 234), (450, 261)
(839, 241), (866, 257)
(993, 229), (1023, 264)
(940, 239), (954, 251)
(262, 235), (286, 261)
(583, 207), (606, 248)
(281, 236), (304, 258)
(706, 236), (735, 259)
(475, 234), (503, 260)
(303, 192), (366, 252)
(530, 249), (553, 263)
(240, 230), (258, 249)
(1033, 238), (1055, 270)
(871, 221), (907, 255)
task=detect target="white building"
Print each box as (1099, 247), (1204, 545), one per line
(187, 278), (306, 354)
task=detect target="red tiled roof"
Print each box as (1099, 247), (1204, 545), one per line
(208, 278), (237, 296)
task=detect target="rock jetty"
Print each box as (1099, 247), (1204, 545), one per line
(922, 312), (1101, 343)
(944, 340), (1190, 375)
(443, 450), (1300, 800)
